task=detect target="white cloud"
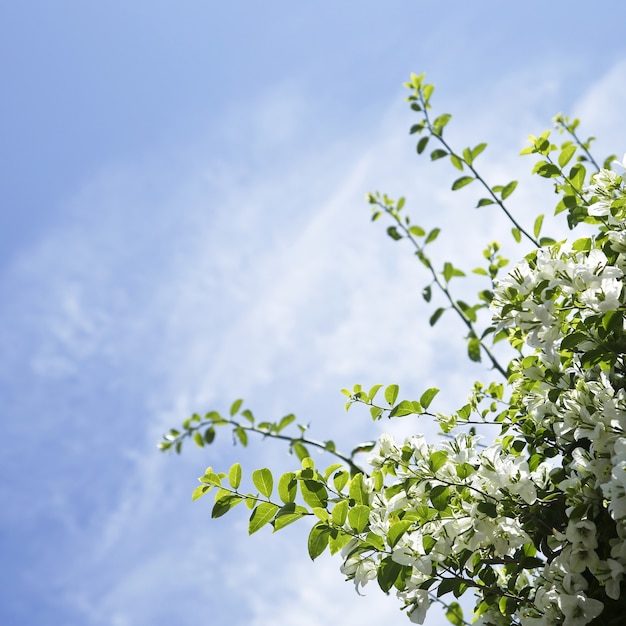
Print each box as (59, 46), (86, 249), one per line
(4, 58), (626, 626)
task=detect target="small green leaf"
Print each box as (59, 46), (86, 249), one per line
(429, 307), (446, 326)
(308, 522), (331, 560)
(278, 472), (297, 503)
(348, 504), (371, 533)
(476, 198), (494, 207)
(277, 414), (296, 432)
(429, 485), (450, 511)
(384, 384), (399, 405)
(331, 500), (349, 525)
(425, 227), (441, 244)
(292, 441), (310, 461)
(193, 432), (205, 447)
(420, 387), (440, 409)
(387, 226), (402, 240)
(511, 227), (521, 243)
(212, 494), (243, 518)
(431, 149), (448, 160)
(467, 337), (481, 362)
(430, 450), (448, 472)
(452, 176), (474, 190)
(445, 602), (464, 626)
(422, 285), (432, 302)
(252, 468), (273, 498)
(388, 520), (413, 548)
(234, 426), (248, 446)
(230, 398), (243, 416)
(389, 400), (421, 417)
(417, 136), (429, 154)
(558, 144), (576, 168)
(228, 463), (242, 489)
(204, 427), (216, 444)
(533, 214), (544, 238)
(273, 503), (309, 531)
(192, 485), (211, 501)
(301, 480), (328, 508)
(409, 225), (426, 237)
(500, 180), (518, 200)
(377, 556), (402, 593)
(249, 502), (279, 535)
(333, 470), (349, 492)
(471, 143), (487, 160)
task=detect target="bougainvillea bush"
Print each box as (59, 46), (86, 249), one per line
(160, 73), (626, 626)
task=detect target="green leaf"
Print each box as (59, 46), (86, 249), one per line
(193, 431), (205, 447)
(230, 398), (243, 416)
(570, 163), (587, 190)
(445, 602), (464, 626)
(388, 520), (413, 548)
(334, 470), (350, 492)
(368, 383), (383, 401)
(252, 468), (273, 498)
(292, 441), (310, 461)
(228, 463), (242, 489)
(429, 307), (446, 326)
(385, 384), (399, 405)
(431, 148), (448, 161)
(278, 472), (297, 503)
(429, 485), (450, 511)
(422, 285), (432, 302)
(192, 485), (211, 501)
(476, 198), (494, 207)
(417, 136), (429, 154)
(349, 473), (369, 505)
(451, 176), (474, 190)
(558, 144), (576, 168)
(533, 214), (544, 238)
(377, 556), (402, 593)
(234, 426), (248, 446)
(331, 500), (349, 525)
(477, 501), (498, 518)
(409, 225), (426, 237)
(471, 142), (487, 160)
(273, 503), (309, 531)
(534, 162), (560, 178)
(301, 480), (328, 508)
(501, 180), (518, 200)
(387, 226), (402, 241)
(437, 577), (465, 598)
(204, 427), (216, 444)
(450, 154), (464, 171)
(425, 227), (441, 244)
(389, 400), (421, 418)
(308, 522), (331, 560)
(430, 450), (448, 472)
(467, 337), (481, 362)
(511, 227), (521, 243)
(277, 413), (296, 432)
(249, 502), (279, 535)
(433, 113), (451, 132)
(212, 494), (243, 518)
(420, 387), (440, 409)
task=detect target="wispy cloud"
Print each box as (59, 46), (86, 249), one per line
(3, 58), (626, 626)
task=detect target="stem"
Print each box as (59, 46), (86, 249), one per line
(419, 90), (541, 248)
(381, 201), (508, 379)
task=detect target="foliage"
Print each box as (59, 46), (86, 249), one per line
(160, 73), (626, 625)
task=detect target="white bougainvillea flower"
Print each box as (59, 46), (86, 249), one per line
(558, 592), (603, 626)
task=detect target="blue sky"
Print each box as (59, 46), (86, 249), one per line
(2, 3), (626, 625)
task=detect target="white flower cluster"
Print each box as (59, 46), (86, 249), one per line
(339, 162), (626, 625)
(491, 164), (626, 625)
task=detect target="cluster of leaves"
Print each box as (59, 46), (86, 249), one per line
(161, 73), (626, 625)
